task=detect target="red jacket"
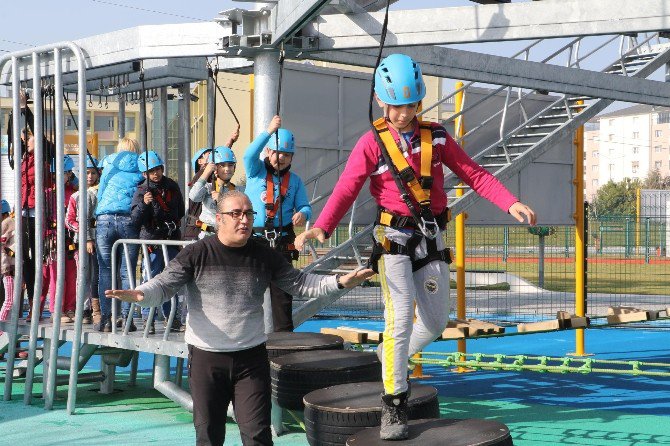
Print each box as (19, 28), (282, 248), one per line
(20, 152), (36, 210)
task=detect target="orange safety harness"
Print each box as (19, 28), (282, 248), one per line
(263, 170), (291, 247)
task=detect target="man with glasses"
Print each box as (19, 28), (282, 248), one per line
(106, 190), (374, 446)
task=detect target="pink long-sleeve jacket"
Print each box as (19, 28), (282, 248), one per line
(313, 121), (519, 236)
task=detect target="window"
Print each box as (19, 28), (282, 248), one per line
(609, 134), (614, 141)
(633, 147), (639, 154)
(609, 148), (615, 156)
(593, 151), (599, 158)
(633, 117), (639, 125)
(633, 132), (639, 139)
(125, 117), (136, 132)
(609, 119), (615, 126)
(656, 130), (663, 137)
(656, 161), (663, 169)
(632, 161), (639, 173)
(592, 179), (599, 187)
(94, 115), (115, 132)
(656, 145), (662, 153)
(592, 165), (598, 171)
(594, 136), (599, 141)
(657, 112), (670, 124)
(583, 153), (587, 160)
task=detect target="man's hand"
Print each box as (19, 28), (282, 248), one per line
(105, 289), (144, 303)
(295, 227), (326, 250)
(267, 115), (281, 135)
(143, 191), (154, 205)
(291, 211), (306, 226)
(509, 201), (537, 226)
(339, 268), (375, 289)
(86, 240), (95, 254)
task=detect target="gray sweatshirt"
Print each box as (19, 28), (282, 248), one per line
(136, 235), (341, 352)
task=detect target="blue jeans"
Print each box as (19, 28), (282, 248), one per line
(141, 245), (180, 324)
(96, 214), (140, 319)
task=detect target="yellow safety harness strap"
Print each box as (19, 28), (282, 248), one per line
(372, 118), (433, 206)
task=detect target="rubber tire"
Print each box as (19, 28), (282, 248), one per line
(271, 351), (381, 410)
(345, 418), (514, 446)
(266, 332), (344, 359)
(303, 382), (439, 446)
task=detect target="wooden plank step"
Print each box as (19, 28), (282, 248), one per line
(320, 327), (367, 344)
(336, 326), (383, 343)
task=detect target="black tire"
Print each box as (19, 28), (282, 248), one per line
(266, 332), (344, 359)
(345, 418), (514, 446)
(270, 351), (381, 410)
(303, 382), (439, 446)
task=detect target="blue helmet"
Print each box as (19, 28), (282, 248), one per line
(138, 150), (164, 173)
(211, 146), (236, 164)
(374, 53), (426, 105)
(86, 156), (99, 170)
(192, 147), (210, 172)
(1, 200), (10, 214)
(267, 128), (295, 154)
(51, 155), (75, 173)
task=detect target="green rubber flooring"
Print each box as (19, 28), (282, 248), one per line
(1, 371), (669, 445)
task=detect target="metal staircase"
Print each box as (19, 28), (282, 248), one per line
(294, 33), (670, 324)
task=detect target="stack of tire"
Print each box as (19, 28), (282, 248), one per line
(303, 381), (440, 446)
(270, 350), (381, 410)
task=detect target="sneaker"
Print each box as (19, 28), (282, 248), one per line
(380, 391), (409, 440)
(123, 318), (137, 333)
(82, 310), (92, 325)
(144, 321), (155, 335)
(60, 311), (75, 324)
(164, 319), (183, 332)
(95, 316), (111, 332)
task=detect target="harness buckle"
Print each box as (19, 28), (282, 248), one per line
(418, 217), (439, 240)
(264, 229), (278, 248)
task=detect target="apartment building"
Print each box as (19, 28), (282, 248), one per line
(584, 105), (670, 200)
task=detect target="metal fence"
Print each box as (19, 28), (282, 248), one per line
(307, 214), (670, 324)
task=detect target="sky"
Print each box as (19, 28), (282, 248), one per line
(1, 0), (663, 113)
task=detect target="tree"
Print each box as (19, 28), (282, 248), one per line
(591, 178), (640, 217)
(642, 169), (670, 190)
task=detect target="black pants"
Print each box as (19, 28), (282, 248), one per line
(188, 344), (272, 446)
(270, 249), (294, 332)
(253, 230), (295, 332)
(22, 216), (36, 302)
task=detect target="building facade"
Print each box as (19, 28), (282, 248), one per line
(584, 105), (670, 201)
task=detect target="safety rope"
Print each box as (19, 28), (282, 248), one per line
(63, 92), (101, 177)
(412, 352), (670, 378)
(275, 42), (286, 235)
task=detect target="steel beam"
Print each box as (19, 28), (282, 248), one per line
(271, 0), (332, 45)
(303, 0), (670, 49)
(305, 45), (670, 107)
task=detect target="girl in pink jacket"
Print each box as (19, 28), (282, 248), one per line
(296, 54), (536, 440)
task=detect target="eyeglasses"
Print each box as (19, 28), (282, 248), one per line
(219, 210), (256, 220)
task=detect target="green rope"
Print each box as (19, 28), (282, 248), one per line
(412, 352), (670, 378)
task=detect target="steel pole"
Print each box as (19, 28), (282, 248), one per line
(4, 57), (24, 401)
(67, 42), (88, 414)
(573, 105), (587, 356)
(23, 53), (45, 404)
(454, 81), (467, 362)
(253, 51), (280, 138)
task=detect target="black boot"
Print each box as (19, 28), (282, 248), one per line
(380, 391), (409, 440)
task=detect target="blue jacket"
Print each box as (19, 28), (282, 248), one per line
(96, 151), (144, 216)
(243, 131), (311, 228)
